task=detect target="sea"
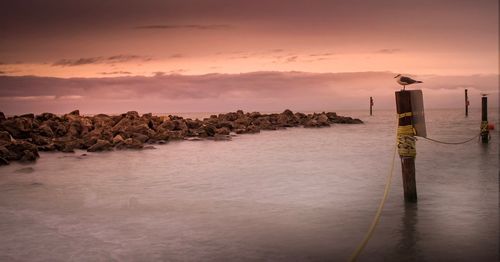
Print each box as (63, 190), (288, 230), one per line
(0, 108), (498, 261)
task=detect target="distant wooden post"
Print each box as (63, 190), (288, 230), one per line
(465, 89), (469, 117)
(370, 97), (373, 116)
(395, 91), (417, 202)
(481, 95), (489, 143)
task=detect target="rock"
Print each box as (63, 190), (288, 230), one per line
(115, 138), (143, 150)
(152, 131), (170, 142)
(186, 119), (202, 129)
(245, 125), (260, 134)
(37, 123), (54, 137)
(185, 137), (202, 141)
(326, 112), (337, 119)
(0, 131), (11, 146)
(19, 150), (37, 162)
(157, 120), (176, 132)
(0, 117), (33, 139)
(254, 117), (276, 130)
(203, 125), (216, 137)
(30, 134), (51, 146)
(316, 114), (330, 127)
(167, 131), (185, 140)
(93, 114), (115, 129)
(6, 140), (39, 161)
(0, 146), (14, 162)
(61, 140), (81, 153)
(0, 157), (8, 165)
(303, 119), (319, 128)
(130, 133), (149, 143)
(20, 113), (35, 119)
(209, 134), (231, 141)
(112, 134), (124, 144)
(216, 127), (230, 135)
(69, 110), (80, 116)
(37, 144), (56, 151)
(67, 120), (84, 138)
(0, 112), (5, 122)
(235, 116), (250, 126)
(123, 111), (140, 119)
(143, 145), (156, 150)
(45, 120), (67, 137)
(35, 112), (58, 122)
(87, 139), (113, 152)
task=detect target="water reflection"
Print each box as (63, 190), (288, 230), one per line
(395, 202), (426, 262)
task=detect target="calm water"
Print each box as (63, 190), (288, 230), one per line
(0, 108), (498, 261)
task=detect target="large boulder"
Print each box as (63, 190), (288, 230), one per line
(5, 140), (39, 161)
(0, 131), (11, 146)
(0, 117), (33, 139)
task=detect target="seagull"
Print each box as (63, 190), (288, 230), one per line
(394, 74), (423, 90)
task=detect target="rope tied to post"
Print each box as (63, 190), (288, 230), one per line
(480, 121), (489, 133)
(397, 125), (416, 157)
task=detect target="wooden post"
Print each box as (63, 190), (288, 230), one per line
(395, 91), (417, 202)
(465, 89), (469, 117)
(481, 95), (489, 143)
(370, 97), (373, 116)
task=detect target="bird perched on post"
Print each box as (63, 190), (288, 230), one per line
(394, 74), (423, 90)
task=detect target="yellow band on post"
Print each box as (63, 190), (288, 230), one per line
(398, 112), (413, 118)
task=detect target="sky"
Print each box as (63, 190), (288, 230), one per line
(0, 0), (498, 114)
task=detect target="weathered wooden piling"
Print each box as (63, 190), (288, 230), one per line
(481, 95), (489, 143)
(370, 97), (373, 116)
(465, 89), (469, 117)
(395, 91), (417, 202)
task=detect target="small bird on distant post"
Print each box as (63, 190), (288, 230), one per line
(394, 74), (423, 90)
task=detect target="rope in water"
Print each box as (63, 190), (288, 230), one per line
(418, 133), (480, 145)
(348, 139), (398, 262)
(349, 114), (489, 261)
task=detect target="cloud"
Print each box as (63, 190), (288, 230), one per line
(135, 24), (231, 30)
(309, 53), (334, 57)
(169, 54), (184, 58)
(376, 49), (402, 54)
(99, 71), (132, 75)
(285, 56), (298, 63)
(52, 55), (152, 66)
(0, 72), (497, 114)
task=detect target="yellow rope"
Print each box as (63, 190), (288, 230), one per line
(480, 121), (489, 133)
(397, 125), (416, 157)
(398, 112), (412, 118)
(348, 139), (397, 262)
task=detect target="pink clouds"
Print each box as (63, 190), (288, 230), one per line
(0, 72), (497, 115)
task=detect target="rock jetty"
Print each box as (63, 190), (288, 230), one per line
(0, 109), (362, 165)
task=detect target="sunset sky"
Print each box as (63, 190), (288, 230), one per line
(0, 0), (498, 114)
